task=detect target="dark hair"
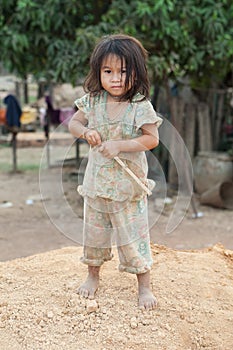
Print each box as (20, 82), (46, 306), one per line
(83, 34), (150, 101)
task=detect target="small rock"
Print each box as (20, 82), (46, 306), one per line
(47, 311), (54, 319)
(130, 317), (138, 329)
(187, 317), (195, 324)
(141, 318), (150, 325)
(79, 323), (84, 331)
(164, 323), (171, 331)
(151, 327), (158, 332)
(130, 322), (138, 329)
(158, 330), (166, 339)
(79, 314), (85, 321)
(39, 320), (46, 328)
(86, 300), (98, 313)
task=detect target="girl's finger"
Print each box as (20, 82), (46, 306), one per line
(98, 144), (104, 152)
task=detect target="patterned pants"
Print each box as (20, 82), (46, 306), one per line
(81, 196), (153, 274)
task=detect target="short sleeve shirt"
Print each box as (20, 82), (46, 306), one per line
(75, 91), (163, 201)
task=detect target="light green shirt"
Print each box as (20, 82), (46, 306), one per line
(75, 91), (163, 201)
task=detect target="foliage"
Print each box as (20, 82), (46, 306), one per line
(0, 0), (111, 83)
(0, 0), (233, 89)
(75, 0), (233, 88)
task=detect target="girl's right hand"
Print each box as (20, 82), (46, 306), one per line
(98, 140), (121, 158)
(85, 129), (102, 146)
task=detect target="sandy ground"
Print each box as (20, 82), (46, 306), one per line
(1, 244), (233, 350)
(0, 141), (233, 349)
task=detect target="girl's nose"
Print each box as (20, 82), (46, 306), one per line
(111, 73), (121, 82)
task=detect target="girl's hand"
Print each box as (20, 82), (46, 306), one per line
(98, 141), (121, 159)
(85, 129), (102, 146)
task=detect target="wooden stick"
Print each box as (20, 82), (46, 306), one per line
(114, 156), (152, 196)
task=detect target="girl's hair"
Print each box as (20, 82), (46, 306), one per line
(83, 34), (150, 101)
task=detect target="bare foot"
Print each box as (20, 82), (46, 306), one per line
(138, 286), (157, 310)
(77, 266), (100, 299)
(137, 271), (157, 310)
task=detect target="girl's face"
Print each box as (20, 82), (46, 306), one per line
(100, 54), (132, 99)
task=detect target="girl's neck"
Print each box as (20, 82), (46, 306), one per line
(108, 93), (121, 102)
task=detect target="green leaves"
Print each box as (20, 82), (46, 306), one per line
(1, 0), (232, 89)
(0, 0), (112, 83)
(92, 0), (233, 86)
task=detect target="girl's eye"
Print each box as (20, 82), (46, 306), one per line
(122, 69), (126, 74)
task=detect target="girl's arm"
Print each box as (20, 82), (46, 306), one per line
(68, 110), (101, 146)
(98, 123), (159, 158)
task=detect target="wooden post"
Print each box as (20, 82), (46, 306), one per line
(23, 76), (29, 105)
(15, 80), (21, 102)
(167, 96), (185, 188)
(12, 132), (18, 173)
(214, 93), (224, 150)
(184, 103), (196, 159)
(197, 103), (213, 151)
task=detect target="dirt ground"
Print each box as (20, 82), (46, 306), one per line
(0, 142), (233, 349)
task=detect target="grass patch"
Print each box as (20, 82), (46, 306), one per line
(0, 162), (40, 173)
(18, 163), (40, 172)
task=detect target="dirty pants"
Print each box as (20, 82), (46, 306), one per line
(81, 196), (153, 274)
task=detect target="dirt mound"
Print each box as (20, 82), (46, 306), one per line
(1, 244), (233, 350)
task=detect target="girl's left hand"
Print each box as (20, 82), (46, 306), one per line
(98, 141), (120, 159)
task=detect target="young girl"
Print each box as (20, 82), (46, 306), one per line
(69, 34), (162, 310)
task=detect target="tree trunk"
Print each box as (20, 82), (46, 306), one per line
(23, 76), (29, 104)
(37, 80), (47, 99)
(15, 80), (21, 102)
(151, 81), (160, 110)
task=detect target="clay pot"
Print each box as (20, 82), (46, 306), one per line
(200, 181), (233, 210)
(193, 152), (233, 194)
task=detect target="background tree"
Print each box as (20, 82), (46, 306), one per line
(0, 0), (111, 102)
(74, 0), (233, 163)
(1, 0), (232, 159)
(74, 0), (233, 91)
(1, 0), (232, 97)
